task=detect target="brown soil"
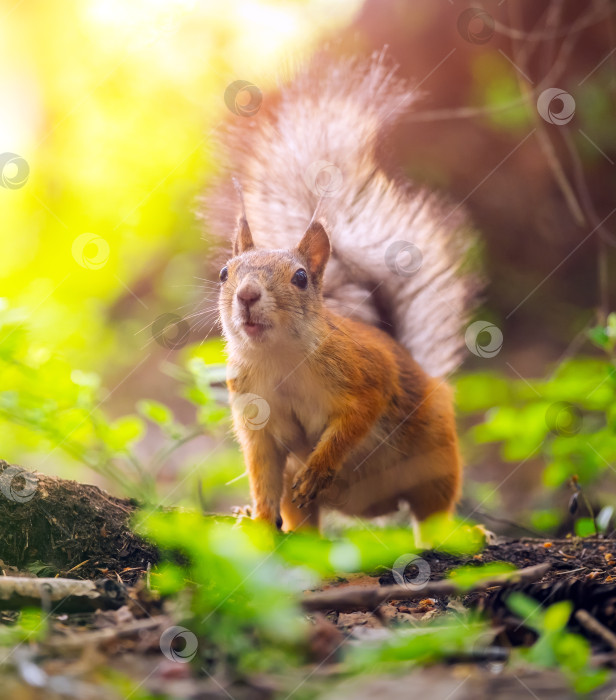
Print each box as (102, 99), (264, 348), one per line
(0, 461), (158, 584)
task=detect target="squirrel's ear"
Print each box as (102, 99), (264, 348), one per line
(233, 216), (254, 256)
(297, 221), (331, 283)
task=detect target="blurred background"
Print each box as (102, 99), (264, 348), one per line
(1, 0), (615, 536)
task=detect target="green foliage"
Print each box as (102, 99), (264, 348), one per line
(574, 517), (596, 538)
(589, 313), (616, 354)
(185, 352), (230, 427)
(279, 516), (484, 577)
(0, 300), (231, 504)
(507, 594), (608, 693)
(139, 512), (310, 672)
(0, 0), (361, 507)
(446, 561), (516, 590)
(137, 400), (173, 427)
(470, 54), (532, 131)
(137, 510), (485, 674)
(530, 509), (561, 532)
(0, 609), (45, 647)
(457, 314), (616, 533)
(348, 615), (488, 669)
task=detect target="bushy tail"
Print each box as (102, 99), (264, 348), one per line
(205, 51), (478, 377)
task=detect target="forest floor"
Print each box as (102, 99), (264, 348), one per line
(2, 537), (616, 698)
(2, 465), (616, 698)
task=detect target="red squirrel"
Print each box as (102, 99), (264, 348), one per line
(209, 52), (477, 534)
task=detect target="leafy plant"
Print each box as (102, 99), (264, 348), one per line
(457, 313), (616, 532)
(137, 510), (485, 675)
(446, 561), (516, 590)
(0, 300), (232, 505)
(507, 593), (608, 694)
(347, 614), (489, 669)
(0, 609), (45, 648)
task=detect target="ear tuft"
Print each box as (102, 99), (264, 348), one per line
(233, 216), (254, 256)
(297, 220), (331, 283)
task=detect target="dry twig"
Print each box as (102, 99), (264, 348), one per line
(575, 609), (616, 651)
(302, 562), (551, 613)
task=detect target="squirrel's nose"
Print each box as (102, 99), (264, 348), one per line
(237, 282), (262, 308)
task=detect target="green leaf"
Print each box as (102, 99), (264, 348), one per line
(588, 325), (610, 349)
(153, 561), (187, 595)
(185, 386), (211, 406)
(543, 460), (573, 488)
(573, 668), (610, 694)
(506, 592), (543, 630)
(197, 404), (229, 426)
(447, 561), (516, 590)
(555, 631), (589, 672)
(0, 608), (44, 646)
(106, 415), (145, 451)
(414, 514), (486, 557)
(543, 600), (572, 633)
(26, 560), (57, 577)
(455, 372), (510, 412)
(574, 517), (596, 537)
(607, 312), (616, 340)
(471, 54), (531, 131)
(530, 509), (560, 532)
(70, 369), (101, 390)
(137, 399), (173, 425)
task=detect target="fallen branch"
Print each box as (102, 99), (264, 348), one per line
(575, 609), (616, 651)
(301, 563), (551, 613)
(0, 576), (128, 613)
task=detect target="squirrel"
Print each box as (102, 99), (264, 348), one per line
(208, 52), (477, 535)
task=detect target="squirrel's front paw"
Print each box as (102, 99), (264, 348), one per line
(292, 468), (333, 509)
(231, 504), (253, 520)
(233, 504), (283, 530)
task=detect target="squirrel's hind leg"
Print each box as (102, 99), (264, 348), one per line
(402, 472), (460, 549)
(403, 472), (460, 522)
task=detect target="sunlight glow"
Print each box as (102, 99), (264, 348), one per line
(85, 0), (362, 77)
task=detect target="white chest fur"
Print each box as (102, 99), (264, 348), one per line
(230, 352), (330, 453)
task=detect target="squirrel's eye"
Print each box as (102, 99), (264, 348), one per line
(291, 268), (308, 289)
(219, 266), (228, 282)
